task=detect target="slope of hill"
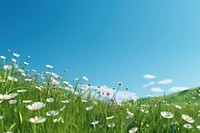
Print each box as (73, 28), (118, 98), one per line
(138, 87), (200, 105)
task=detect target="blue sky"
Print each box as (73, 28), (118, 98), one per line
(1, 0), (200, 98)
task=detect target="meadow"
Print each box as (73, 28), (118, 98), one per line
(0, 51), (199, 133)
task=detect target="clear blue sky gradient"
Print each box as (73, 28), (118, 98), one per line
(1, 0), (200, 98)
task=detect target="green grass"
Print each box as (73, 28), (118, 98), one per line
(0, 54), (200, 133)
(138, 88), (200, 105)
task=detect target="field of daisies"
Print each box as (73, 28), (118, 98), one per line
(0, 50), (200, 133)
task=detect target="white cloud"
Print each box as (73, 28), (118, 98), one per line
(143, 81), (155, 88)
(151, 87), (164, 93)
(79, 85), (138, 102)
(168, 87), (188, 93)
(158, 79), (173, 85)
(143, 74), (156, 79)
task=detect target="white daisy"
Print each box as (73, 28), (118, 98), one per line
(0, 93), (18, 100)
(29, 116), (46, 124)
(82, 76), (88, 81)
(91, 121), (99, 127)
(129, 127), (138, 133)
(13, 53), (20, 57)
(46, 65), (53, 69)
(7, 76), (17, 82)
(197, 126), (200, 130)
(46, 98), (54, 103)
(22, 100), (32, 103)
(161, 111), (174, 119)
(27, 102), (45, 110)
(126, 111), (134, 119)
(4, 65), (12, 70)
(17, 90), (27, 93)
(175, 105), (182, 109)
(8, 100), (17, 104)
(24, 62), (29, 65)
(46, 111), (59, 116)
(108, 123), (115, 128)
(183, 123), (192, 129)
(106, 116), (114, 120)
(86, 106), (93, 111)
(0, 56), (6, 60)
(182, 114), (194, 123)
(61, 99), (71, 104)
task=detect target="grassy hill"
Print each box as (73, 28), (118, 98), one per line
(138, 87), (200, 105)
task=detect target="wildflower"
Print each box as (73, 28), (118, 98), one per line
(108, 123), (115, 128)
(13, 53), (20, 57)
(46, 65), (53, 69)
(12, 58), (17, 63)
(126, 111), (134, 119)
(27, 102), (45, 110)
(86, 106), (93, 111)
(182, 114), (194, 123)
(32, 69), (37, 72)
(106, 92), (110, 96)
(175, 105), (182, 109)
(7, 76), (18, 82)
(118, 81), (123, 86)
(74, 77), (79, 81)
(24, 62), (29, 65)
(0, 93), (18, 100)
(161, 111), (174, 119)
(141, 109), (149, 113)
(22, 100), (32, 103)
(46, 98), (54, 103)
(129, 127), (138, 133)
(46, 111), (59, 116)
(52, 79), (60, 87)
(120, 106), (124, 109)
(112, 107), (117, 111)
(8, 100), (17, 104)
(29, 116), (46, 124)
(0, 116), (3, 120)
(18, 69), (24, 73)
(63, 81), (69, 85)
(14, 64), (18, 69)
(25, 79), (32, 82)
(61, 99), (71, 104)
(106, 116), (114, 120)
(183, 123), (192, 129)
(17, 90), (27, 93)
(197, 126), (200, 130)
(0, 56), (6, 60)
(82, 99), (88, 103)
(83, 76), (88, 81)
(27, 56), (31, 58)
(91, 121), (99, 127)
(4, 65), (12, 70)
(170, 121), (179, 126)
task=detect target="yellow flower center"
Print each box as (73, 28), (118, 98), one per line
(32, 106), (38, 110)
(2, 95), (8, 100)
(165, 114), (170, 118)
(186, 117), (191, 121)
(35, 119), (41, 123)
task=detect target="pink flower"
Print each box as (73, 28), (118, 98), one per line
(106, 92), (110, 96)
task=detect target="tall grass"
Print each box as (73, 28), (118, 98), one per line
(0, 51), (199, 133)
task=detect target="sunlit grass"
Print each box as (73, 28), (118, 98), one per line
(0, 51), (199, 132)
